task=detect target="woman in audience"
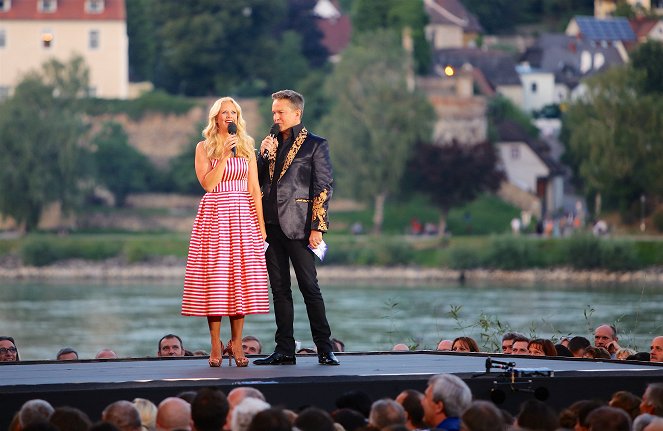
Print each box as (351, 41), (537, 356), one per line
(0, 336), (19, 362)
(451, 337), (480, 353)
(527, 339), (557, 356)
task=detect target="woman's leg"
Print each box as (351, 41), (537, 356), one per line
(207, 316), (222, 360)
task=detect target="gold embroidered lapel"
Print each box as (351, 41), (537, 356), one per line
(269, 127), (308, 183)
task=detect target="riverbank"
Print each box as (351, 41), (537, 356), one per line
(1, 256), (662, 284)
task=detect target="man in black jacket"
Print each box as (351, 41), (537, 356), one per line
(254, 89), (339, 366)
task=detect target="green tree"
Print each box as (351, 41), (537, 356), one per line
(126, 0), (156, 82)
(630, 40), (663, 95)
(169, 127), (205, 195)
(0, 57), (91, 232)
(320, 30), (434, 234)
(92, 122), (156, 207)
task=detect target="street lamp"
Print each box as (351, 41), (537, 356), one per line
(640, 194), (646, 232)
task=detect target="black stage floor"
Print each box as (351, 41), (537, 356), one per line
(2, 351), (663, 426)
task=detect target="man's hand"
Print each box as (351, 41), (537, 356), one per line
(260, 135), (278, 159)
(309, 230), (323, 249)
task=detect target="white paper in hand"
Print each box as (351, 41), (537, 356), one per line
(308, 239), (327, 261)
(264, 241), (270, 253)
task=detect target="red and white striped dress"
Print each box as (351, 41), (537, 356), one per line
(182, 157), (269, 316)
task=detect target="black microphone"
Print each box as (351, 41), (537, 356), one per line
(227, 122), (238, 156)
(263, 123), (280, 159)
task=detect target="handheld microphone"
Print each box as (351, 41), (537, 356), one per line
(227, 122), (238, 156)
(263, 123), (280, 159)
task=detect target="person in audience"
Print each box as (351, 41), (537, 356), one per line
(501, 332), (525, 354)
(510, 335), (530, 355)
(609, 390), (641, 420)
(516, 400), (558, 431)
(331, 408), (367, 431)
(242, 336), (262, 356)
(19, 399), (55, 429)
(555, 343), (573, 357)
(574, 400), (605, 431)
(615, 347), (636, 360)
(368, 399), (406, 430)
(0, 336), (20, 362)
(191, 388), (229, 431)
(594, 324), (621, 357)
(96, 349), (119, 359)
(583, 346), (611, 359)
(132, 398), (157, 431)
(641, 383), (663, 416)
(178, 391), (198, 404)
(392, 343), (410, 351)
(460, 400), (505, 431)
(422, 374), (472, 430)
(226, 387), (267, 431)
(395, 390), (425, 431)
(156, 397), (191, 431)
(56, 347), (79, 361)
(231, 398), (270, 431)
(629, 351), (651, 361)
(335, 390), (373, 418)
(102, 400), (142, 431)
(568, 336), (591, 358)
(157, 334), (185, 357)
(645, 417), (663, 431)
(634, 414), (657, 431)
(49, 406), (92, 431)
(585, 406), (631, 431)
(295, 407), (336, 431)
(436, 339), (453, 351)
(331, 337), (345, 352)
(247, 408), (292, 431)
(451, 337), (479, 353)
(650, 336), (663, 363)
(527, 338), (556, 356)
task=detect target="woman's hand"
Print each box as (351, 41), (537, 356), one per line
(225, 134), (239, 156)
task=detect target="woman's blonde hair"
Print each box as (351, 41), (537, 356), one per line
(202, 97), (255, 160)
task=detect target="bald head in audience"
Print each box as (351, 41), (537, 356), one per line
(156, 397), (191, 431)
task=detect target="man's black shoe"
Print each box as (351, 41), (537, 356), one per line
(318, 351), (340, 365)
(253, 352), (296, 365)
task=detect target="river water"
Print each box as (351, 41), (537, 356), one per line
(1, 279), (662, 361)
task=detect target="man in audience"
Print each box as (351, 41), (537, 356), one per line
(422, 373), (472, 430)
(158, 334), (185, 357)
(191, 388), (228, 431)
(331, 337), (345, 352)
(585, 406), (631, 431)
(295, 407), (337, 431)
(242, 336), (262, 356)
(650, 336), (663, 363)
(461, 400), (505, 431)
(225, 387), (267, 431)
(594, 324), (621, 357)
(56, 347), (79, 361)
(501, 332), (525, 354)
(510, 335), (530, 355)
(18, 399), (55, 429)
(395, 390), (426, 430)
(368, 399), (406, 430)
(568, 336), (591, 358)
(641, 383), (663, 416)
(102, 400), (142, 431)
(96, 348), (119, 359)
(393, 343), (410, 351)
(156, 397), (192, 431)
(436, 339), (453, 351)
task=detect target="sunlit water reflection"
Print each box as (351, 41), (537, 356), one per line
(1, 279), (662, 360)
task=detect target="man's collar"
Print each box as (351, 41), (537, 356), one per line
(281, 123), (304, 140)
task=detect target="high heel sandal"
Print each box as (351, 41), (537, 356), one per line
(209, 340), (224, 368)
(226, 340), (249, 367)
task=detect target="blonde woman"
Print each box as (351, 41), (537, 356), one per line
(182, 97), (269, 368)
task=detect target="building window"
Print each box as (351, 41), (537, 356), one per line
(41, 30), (54, 48)
(0, 0), (12, 12)
(85, 0), (104, 13)
(39, 0), (57, 13)
(0, 30), (5, 48)
(511, 145), (520, 160)
(0, 86), (10, 101)
(89, 30), (99, 49)
(530, 82), (538, 93)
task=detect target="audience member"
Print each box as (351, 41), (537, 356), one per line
(335, 390), (373, 418)
(516, 399), (558, 431)
(527, 339), (556, 356)
(500, 332), (525, 354)
(368, 399), (406, 430)
(609, 390), (641, 420)
(49, 406), (92, 431)
(231, 398), (270, 431)
(628, 352), (651, 361)
(247, 408), (292, 431)
(392, 344), (410, 351)
(193, 350), (209, 356)
(615, 347), (637, 360)
(568, 336), (591, 358)
(436, 339), (453, 351)
(634, 414), (657, 431)
(422, 374), (472, 430)
(19, 400), (55, 429)
(242, 336), (262, 356)
(331, 337), (346, 352)
(555, 344), (573, 357)
(157, 334), (185, 357)
(594, 324), (621, 356)
(102, 401), (142, 431)
(96, 349), (119, 359)
(56, 347), (79, 361)
(132, 398), (157, 431)
(395, 390), (425, 431)
(574, 399), (605, 431)
(585, 406), (631, 431)
(641, 383), (663, 416)
(651, 336), (663, 363)
(451, 337), (479, 353)
(583, 346), (611, 359)
(177, 391), (198, 404)
(461, 400), (505, 431)
(645, 417), (663, 431)
(155, 397), (191, 431)
(191, 388), (229, 431)
(331, 408), (367, 431)
(510, 335), (530, 355)
(0, 336), (20, 361)
(295, 407), (336, 431)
